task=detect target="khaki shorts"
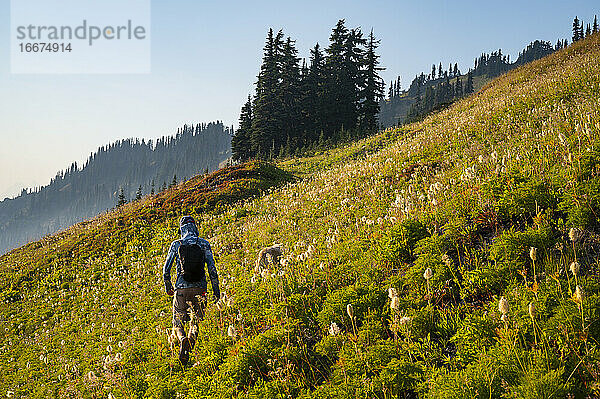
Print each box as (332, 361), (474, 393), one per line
(172, 287), (207, 329)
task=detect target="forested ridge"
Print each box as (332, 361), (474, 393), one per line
(0, 121), (232, 254)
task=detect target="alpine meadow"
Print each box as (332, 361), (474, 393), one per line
(3, 15), (600, 399)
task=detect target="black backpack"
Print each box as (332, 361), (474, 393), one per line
(178, 243), (206, 283)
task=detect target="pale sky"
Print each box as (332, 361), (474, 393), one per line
(0, 0), (597, 199)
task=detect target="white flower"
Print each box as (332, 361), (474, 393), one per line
(390, 296), (400, 311)
(346, 304), (354, 319)
(388, 287), (398, 299)
(498, 297), (509, 315)
(398, 316), (412, 326)
(328, 322), (341, 336)
(227, 325), (237, 338)
(423, 268), (433, 280)
(500, 313), (508, 322)
(528, 302), (536, 319)
(574, 285), (584, 304)
(569, 261), (580, 276)
(529, 247), (537, 262)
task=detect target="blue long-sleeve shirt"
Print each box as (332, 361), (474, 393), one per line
(162, 222), (220, 299)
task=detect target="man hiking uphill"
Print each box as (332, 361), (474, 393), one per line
(163, 215), (220, 365)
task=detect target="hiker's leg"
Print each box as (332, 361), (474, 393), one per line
(188, 289), (206, 343)
(172, 290), (188, 342)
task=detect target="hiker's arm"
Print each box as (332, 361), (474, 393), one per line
(205, 244), (220, 300)
(163, 243), (176, 294)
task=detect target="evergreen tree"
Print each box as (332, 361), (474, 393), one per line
(150, 179), (155, 196)
(360, 30), (384, 134)
(279, 37), (302, 148)
(251, 29), (284, 159)
(135, 185), (142, 201)
(464, 70), (474, 94)
(586, 24), (591, 37)
(573, 17), (581, 42)
(232, 95), (253, 161)
(117, 188), (127, 207)
(161, 181), (167, 192)
(594, 15), (598, 33)
(455, 76), (463, 97)
(431, 64), (436, 80)
(438, 62), (443, 78)
(170, 175), (177, 188)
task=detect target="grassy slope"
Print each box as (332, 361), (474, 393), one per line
(2, 33), (600, 398)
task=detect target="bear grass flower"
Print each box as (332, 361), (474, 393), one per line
(346, 304), (354, 319)
(328, 322), (341, 336)
(390, 296), (400, 311)
(423, 267), (433, 280)
(529, 247), (537, 262)
(570, 261), (580, 276)
(528, 302), (536, 319)
(499, 297), (509, 315)
(574, 285), (584, 304)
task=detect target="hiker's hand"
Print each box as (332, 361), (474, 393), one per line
(167, 288), (174, 296)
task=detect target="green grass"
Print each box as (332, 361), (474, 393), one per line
(2, 32), (600, 398)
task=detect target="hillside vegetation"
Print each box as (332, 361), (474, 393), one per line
(2, 33), (600, 398)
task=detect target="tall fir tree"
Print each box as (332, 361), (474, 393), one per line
(232, 95), (253, 161)
(464, 70), (474, 94)
(573, 16), (581, 42)
(594, 15), (598, 33)
(251, 29), (284, 159)
(279, 37), (302, 153)
(360, 30), (385, 133)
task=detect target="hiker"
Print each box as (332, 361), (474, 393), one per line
(163, 215), (220, 365)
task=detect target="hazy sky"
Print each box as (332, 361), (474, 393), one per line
(0, 0), (597, 199)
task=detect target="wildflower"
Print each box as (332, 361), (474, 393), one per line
(569, 261), (580, 276)
(114, 353), (122, 362)
(108, 393), (115, 399)
(106, 345), (113, 353)
(398, 316), (412, 326)
(574, 285), (584, 304)
(216, 299), (225, 312)
(498, 297), (509, 315)
(500, 314), (508, 322)
(227, 325), (237, 338)
(390, 296), (400, 311)
(529, 247), (537, 262)
(569, 227), (582, 243)
(528, 302), (536, 319)
(346, 304), (354, 319)
(423, 267), (433, 280)
(86, 371), (96, 381)
(328, 322), (341, 336)
(388, 287), (398, 299)
(227, 296), (234, 307)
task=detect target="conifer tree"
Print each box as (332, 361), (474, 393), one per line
(135, 185), (142, 201)
(279, 37), (302, 148)
(150, 179), (155, 196)
(360, 30), (385, 134)
(464, 70), (474, 94)
(431, 64), (436, 80)
(232, 95), (253, 161)
(594, 15), (598, 33)
(117, 188), (127, 207)
(586, 24), (591, 37)
(573, 16), (581, 42)
(251, 29), (284, 159)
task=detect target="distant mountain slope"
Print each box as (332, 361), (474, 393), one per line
(1, 32), (600, 398)
(378, 39), (558, 127)
(0, 121), (232, 254)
